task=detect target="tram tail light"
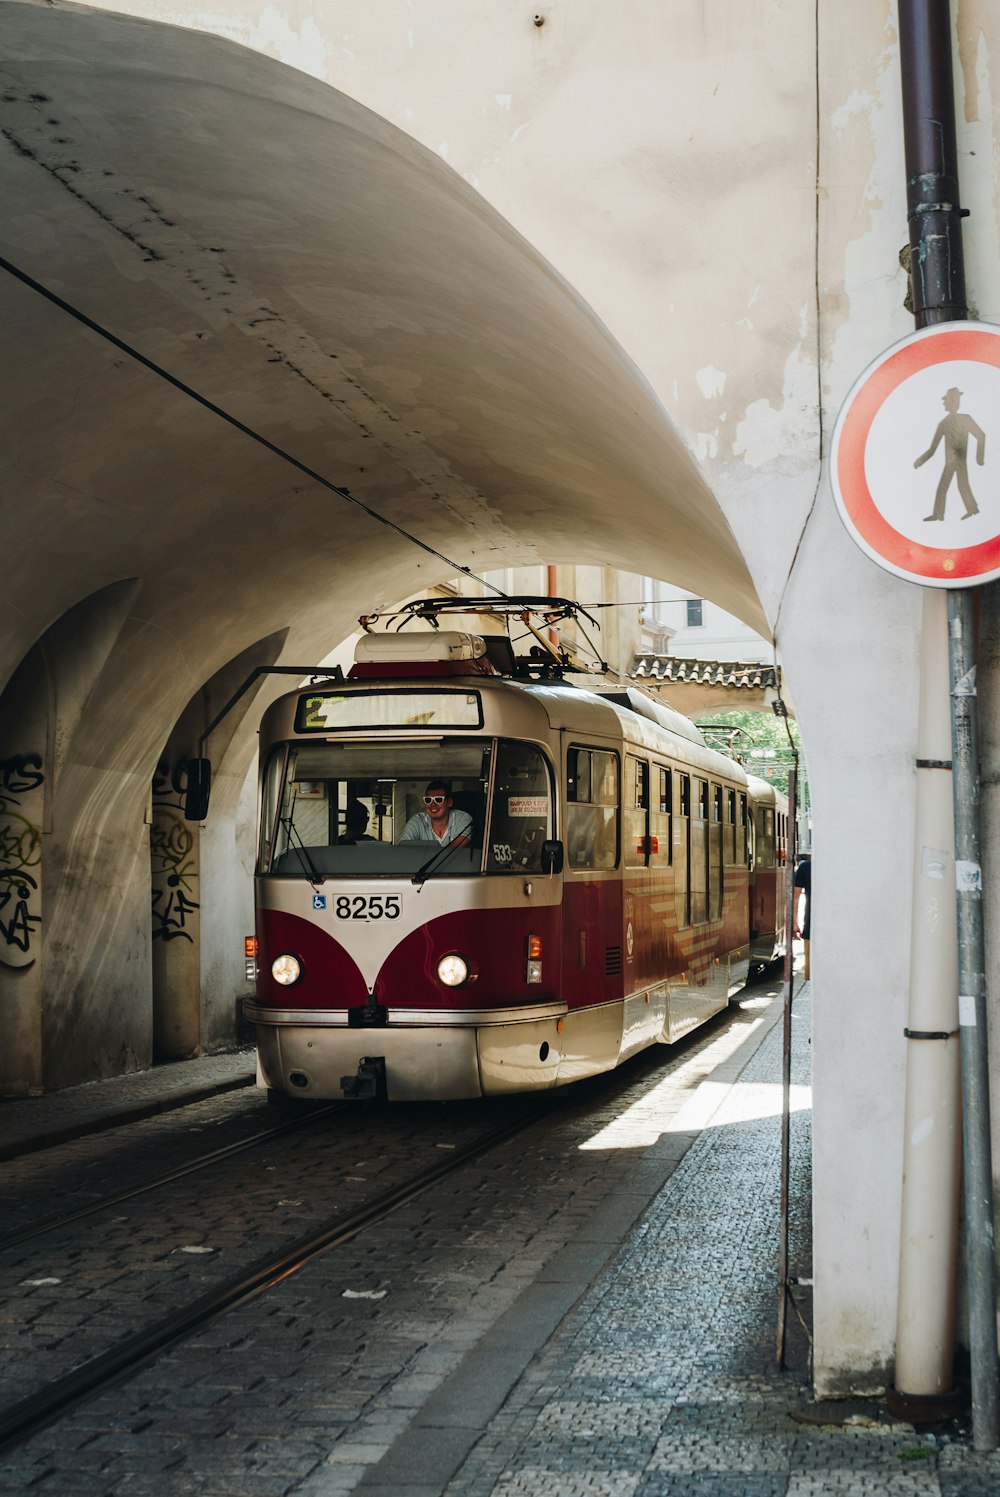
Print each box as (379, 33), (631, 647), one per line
(527, 933), (542, 985)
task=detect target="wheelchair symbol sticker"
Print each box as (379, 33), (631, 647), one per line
(312, 894), (327, 910)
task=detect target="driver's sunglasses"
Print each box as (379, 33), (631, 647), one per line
(423, 794), (446, 805)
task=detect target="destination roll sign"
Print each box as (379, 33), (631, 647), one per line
(831, 321), (1000, 587)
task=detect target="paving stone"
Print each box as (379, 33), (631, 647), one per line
(0, 979), (990, 1494)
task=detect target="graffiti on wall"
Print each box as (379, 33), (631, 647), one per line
(0, 754), (44, 965)
(151, 758), (200, 943)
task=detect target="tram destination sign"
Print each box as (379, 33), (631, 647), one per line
(297, 690), (483, 732)
(831, 320), (1000, 587)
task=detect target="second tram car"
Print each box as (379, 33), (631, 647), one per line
(243, 606), (780, 1102)
(746, 775), (789, 973)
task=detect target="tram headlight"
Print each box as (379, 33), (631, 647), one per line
(271, 954), (302, 987)
(437, 953), (470, 988)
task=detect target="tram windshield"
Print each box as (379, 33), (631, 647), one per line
(260, 737), (552, 878)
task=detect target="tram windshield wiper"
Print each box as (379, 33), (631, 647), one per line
(279, 814), (323, 891)
(411, 835), (468, 889)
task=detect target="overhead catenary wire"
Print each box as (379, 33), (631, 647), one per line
(0, 252), (507, 599)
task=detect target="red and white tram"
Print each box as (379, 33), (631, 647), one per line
(243, 602), (770, 1102)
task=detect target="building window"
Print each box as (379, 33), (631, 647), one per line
(686, 598), (704, 628)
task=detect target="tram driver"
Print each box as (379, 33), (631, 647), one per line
(398, 780), (472, 846)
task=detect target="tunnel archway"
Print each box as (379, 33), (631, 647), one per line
(1, 4), (770, 1094)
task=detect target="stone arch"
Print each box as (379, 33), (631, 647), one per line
(0, 578), (141, 1094)
(151, 629), (289, 1059)
(0, 5), (774, 1095)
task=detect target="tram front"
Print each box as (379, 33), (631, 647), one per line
(248, 632), (566, 1101)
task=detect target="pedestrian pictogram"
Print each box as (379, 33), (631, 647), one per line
(914, 386), (985, 522)
(831, 321), (1000, 586)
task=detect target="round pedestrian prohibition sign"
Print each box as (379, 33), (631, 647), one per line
(831, 321), (1000, 587)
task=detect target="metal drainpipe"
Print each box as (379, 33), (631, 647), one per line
(893, 0), (999, 1448)
(892, 585), (961, 1414)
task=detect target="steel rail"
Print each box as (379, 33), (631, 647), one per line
(0, 1105), (341, 1253)
(0, 1101), (554, 1454)
(0, 1074), (255, 1163)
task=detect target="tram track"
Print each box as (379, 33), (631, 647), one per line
(0, 987), (783, 1462)
(0, 1098), (557, 1453)
(0, 1070), (256, 1164)
(0, 1103), (340, 1252)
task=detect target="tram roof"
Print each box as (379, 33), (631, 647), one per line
(260, 665), (748, 784)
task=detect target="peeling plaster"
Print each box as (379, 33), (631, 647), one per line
(695, 365), (726, 400)
(691, 431), (718, 464)
(824, 37), (910, 410)
(732, 344), (816, 472)
(249, 9), (330, 80)
(955, 25), (999, 309)
(831, 89), (875, 133)
(957, 1), (990, 122)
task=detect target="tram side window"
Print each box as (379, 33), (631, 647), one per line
(566, 747), (619, 870)
(738, 791), (748, 865)
(761, 806), (775, 869)
(258, 749), (286, 871)
(625, 756), (649, 869)
(485, 741), (552, 873)
(709, 783), (724, 919)
(725, 788), (737, 865)
(674, 771), (690, 928)
(651, 765), (671, 869)
(690, 777), (709, 924)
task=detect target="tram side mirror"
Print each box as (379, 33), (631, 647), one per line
(540, 839), (564, 875)
(183, 758), (212, 821)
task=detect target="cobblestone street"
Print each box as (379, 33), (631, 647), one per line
(3, 978), (998, 1495)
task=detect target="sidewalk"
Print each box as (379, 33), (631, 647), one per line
(0, 1049), (255, 1160)
(356, 981), (999, 1497)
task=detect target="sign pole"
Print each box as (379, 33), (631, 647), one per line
(947, 587), (999, 1446)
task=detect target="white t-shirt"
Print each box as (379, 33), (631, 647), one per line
(398, 808), (473, 844)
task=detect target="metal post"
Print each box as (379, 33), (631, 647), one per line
(897, 0), (999, 1448)
(948, 591), (999, 1447)
(776, 762), (798, 1367)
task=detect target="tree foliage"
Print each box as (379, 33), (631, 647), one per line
(696, 708), (808, 808)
